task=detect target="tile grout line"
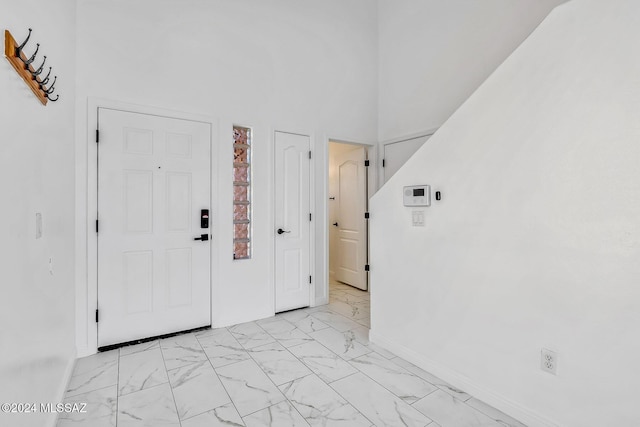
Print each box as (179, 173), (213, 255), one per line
(157, 340), (184, 427)
(197, 326), (251, 423)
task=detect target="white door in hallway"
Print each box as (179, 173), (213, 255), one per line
(384, 134), (432, 182)
(97, 108), (211, 348)
(336, 146), (368, 290)
(274, 131), (311, 312)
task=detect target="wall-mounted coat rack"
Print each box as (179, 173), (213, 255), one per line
(4, 28), (59, 105)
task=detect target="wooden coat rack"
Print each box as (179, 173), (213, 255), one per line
(4, 28), (58, 105)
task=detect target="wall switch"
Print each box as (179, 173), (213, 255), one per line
(412, 210), (425, 226)
(36, 213), (42, 239)
(49, 257), (54, 275)
(541, 348), (557, 375)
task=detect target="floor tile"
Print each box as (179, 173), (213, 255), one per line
(197, 328), (251, 368)
(309, 310), (361, 332)
(168, 360), (231, 420)
(277, 307), (323, 324)
(326, 299), (369, 321)
(260, 319), (314, 348)
(243, 400), (309, 427)
(391, 358), (472, 401)
(160, 333), (208, 370)
(57, 385), (117, 427)
(117, 383), (180, 427)
(287, 313), (331, 334)
(413, 390), (503, 427)
(330, 373), (432, 427)
(288, 341), (358, 383)
(66, 351), (118, 397)
(181, 403), (244, 427)
(119, 340), (159, 357)
(349, 352), (437, 403)
(118, 348), (168, 396)
(229, 322), (276, 349)
(280, 374), (371, 427)
(308, 328), (371, 360)
(247, 342), (312, 385)
(216, 359), (285, 416)
(465, 398), (527, 427)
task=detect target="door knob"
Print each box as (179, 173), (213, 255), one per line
(332, 222), (339, 227)
(194, 234), (209, 241)
(277, 228), (291, 235)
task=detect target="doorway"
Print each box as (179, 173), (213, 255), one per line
(328, 141), (370, 291)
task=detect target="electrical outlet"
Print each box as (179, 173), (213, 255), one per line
(541, 348), (557, 375)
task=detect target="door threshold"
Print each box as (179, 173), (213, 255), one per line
(98, 325), (211, 352)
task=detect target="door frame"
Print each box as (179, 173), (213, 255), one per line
(83, 98), (217, 356)
(325, 137), (378, 295)
(272, 130), (315, 311)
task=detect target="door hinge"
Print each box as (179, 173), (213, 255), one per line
(95, 219), (99, 233)
(96, 129), (99, 143)
(364, 264), (370, 272)
(309, 275), (312, 284)
(364, 160), (370, 167)
(308, 150), (312, 159)
(95, 309), (99, 323)
(309, 213), (312, 221)
(382, 159), (386, 167)
(364, 212), (370, 219)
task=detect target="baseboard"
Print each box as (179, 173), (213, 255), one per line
(48, 348), (77, 427)
(369, 330), (561, 427)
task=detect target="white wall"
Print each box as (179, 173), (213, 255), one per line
(377, 0), (567, 142)
(75, 0), (378, 352)
(370, 1), (640, 426)
(0, 2), (77, 426)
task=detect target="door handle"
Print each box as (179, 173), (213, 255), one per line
(194, 234), (209, 241)
(332, 222), (339, 227)
(277, 228), (291, 235)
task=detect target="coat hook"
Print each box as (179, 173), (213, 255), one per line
(22, 43), (40, 66)
(15, 28), (32, 55)
(45, 93), (59, 102)
(30, 56), (47, 77)
(39, 67), (52, 86)
(43, 76), (57, 94)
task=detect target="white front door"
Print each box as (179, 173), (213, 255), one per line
(336, 146), (368, 290)
(97, 108), (211, 348)
(384, 135), (432, 182)
(274, 131), (311, 312)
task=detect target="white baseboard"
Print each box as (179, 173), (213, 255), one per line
(48, 349), (77, 427)
(369, 330), (561, 427)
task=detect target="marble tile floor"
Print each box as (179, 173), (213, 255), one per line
(57, 280), (526, 427)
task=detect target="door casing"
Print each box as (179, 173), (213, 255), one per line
(84, 98), (217, 356)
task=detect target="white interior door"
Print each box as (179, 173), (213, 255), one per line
(274, 131), (311, 312)
(97, 108), (211, 348)
(384, 135), (432, 182)
(336, 146), (368, 290)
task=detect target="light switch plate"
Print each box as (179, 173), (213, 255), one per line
(412, 210), (425, 226)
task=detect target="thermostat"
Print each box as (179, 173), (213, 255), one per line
(403, 185), (431, 206)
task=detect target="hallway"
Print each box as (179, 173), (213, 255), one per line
(56, 282), (525, 427)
